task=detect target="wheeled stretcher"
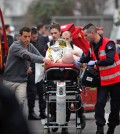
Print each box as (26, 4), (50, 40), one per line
(43, 62), (85, 134)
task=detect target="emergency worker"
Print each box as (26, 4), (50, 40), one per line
(3, 27), (50, 110)
(76, 23), (120, 134)
(27, 27), (46, 120)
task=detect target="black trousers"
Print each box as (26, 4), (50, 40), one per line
(95, 83), (120, 127)
(27, 73), (46, 114)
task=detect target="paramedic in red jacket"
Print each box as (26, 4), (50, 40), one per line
(77, 23), (120, 134)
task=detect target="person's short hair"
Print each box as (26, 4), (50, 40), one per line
(50, 23), (61, 32)
(19, 27), (31, 35)
(83, 23), (97, 33)
(31, 27), (38, 35)
(14, 33), (20, 41)
(62, 31), (72, 38)
(5, 24), (10, 30)
(36, 23), (44, 30)
(45, 25), (50, 31)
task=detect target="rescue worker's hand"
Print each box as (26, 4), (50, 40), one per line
(27, 67), (32, 74)
(43, 58), (51, 65)
(75, 58), (81, 67)
(82, 63), (87, 68)
(88, 60), (97, 66)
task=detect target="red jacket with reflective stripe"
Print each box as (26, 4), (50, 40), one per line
(90, 38), (120, 86)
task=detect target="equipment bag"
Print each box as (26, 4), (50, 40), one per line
(80, 66), (100, 87)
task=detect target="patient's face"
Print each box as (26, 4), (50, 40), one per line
(50, 28), (61, 41)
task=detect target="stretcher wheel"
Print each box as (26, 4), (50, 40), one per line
(51, 127), (58, 132)
(43, 128), (50, 134)
(76, 128), (82, 134)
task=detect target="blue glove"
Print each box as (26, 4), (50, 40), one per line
(75, 58), (81, 67)
(88, 60), (96, 66)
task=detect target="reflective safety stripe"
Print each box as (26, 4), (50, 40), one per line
(99, 50), (106, 56)
(99, 60), (120, 70)
(89, 48), (92, 54)
(83, 104), (95, 107)
(101, 71), (120, 80)
(0, 41), (3, 70)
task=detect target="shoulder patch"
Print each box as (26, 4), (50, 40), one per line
(107, 46), (112, 49)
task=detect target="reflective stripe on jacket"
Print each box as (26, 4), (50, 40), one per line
(90, 38), (120, 86)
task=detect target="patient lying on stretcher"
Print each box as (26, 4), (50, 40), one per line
(46, 39), (81, 64)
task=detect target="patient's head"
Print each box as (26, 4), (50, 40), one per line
(62, 52), (74, 64)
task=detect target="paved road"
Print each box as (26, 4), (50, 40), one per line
(23, 100), (120, 134)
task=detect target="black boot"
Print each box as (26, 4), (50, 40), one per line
(96, 125), (104, 134)
(106, 126), (115, 134)
(28, 112), (40, 120)
(80, 114), (86, 129)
